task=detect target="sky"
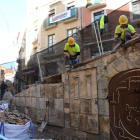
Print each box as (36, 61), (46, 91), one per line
(0, 0), (27, 64)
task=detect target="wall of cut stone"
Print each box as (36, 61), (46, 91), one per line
(11, 38), (140, 139)
(73, 38), (140, 139)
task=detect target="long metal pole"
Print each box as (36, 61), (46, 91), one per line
(93, 22), (101, 56)
(37, 53), (43, 81)
(96, 21), (104, 55)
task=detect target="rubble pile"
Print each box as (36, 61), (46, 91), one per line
(0, 110), (30, 125)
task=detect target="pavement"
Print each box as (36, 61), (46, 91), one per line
(30, 123), (77, 140)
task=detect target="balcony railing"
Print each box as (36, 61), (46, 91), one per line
(86, 0), (106, 9)
(43, 18), (57, 30)
(62, 8), (78, 23)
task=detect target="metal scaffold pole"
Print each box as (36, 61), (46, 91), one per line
(96, 20), (104, 55)
(93, 22), (101, 56)
(37, 53), (43, 82)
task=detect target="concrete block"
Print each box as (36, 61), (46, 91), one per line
(92, 100), (98, 115)
(15, 97), (20, 106)
(57, 111), (64, 127)
(24, 88), (30, 97)
(55, 99), (63, 111)
(98, 99), (109, 116)
(30, 86), (36, 97)
(25, 97), (31, 107)
(80, 99), (92, 114)
(37, 109), (46, 122)
(20, 97), (25, 107)
(87, 115), (99, 134)
(36, 85), (40, 98)
(97, 78), (109, 90)
(30, 108), (37, 121)
(36, 98), (46, 110)
(99, 115), (110, 134)
(70, 99), (80, 113)
(31, 97), (36, 108)
(11, 97), (15, 106)
(40, 85), (45, 98)
(70, 113), (79, 128)
(98, 89), (108, 99)
(79, 114), (87, 131)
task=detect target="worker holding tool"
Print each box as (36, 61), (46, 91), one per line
(64, 37), (80, 71)
(100, 14), (108, 36)
(114, 15), (137, 44)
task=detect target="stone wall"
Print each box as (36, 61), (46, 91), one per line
(12, 37), (140, 139)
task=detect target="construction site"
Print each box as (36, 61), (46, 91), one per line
(0, 0), (140, 139)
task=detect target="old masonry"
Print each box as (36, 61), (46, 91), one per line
(11, 36), (140, 140)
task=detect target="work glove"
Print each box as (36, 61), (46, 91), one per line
(74, 59), (78, 64)
(100, 29), (103, 36)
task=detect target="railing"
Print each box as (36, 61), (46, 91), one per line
(62, 8), (78, 22)
(43, 17), (57, 29)
(15, 1), (140, 93)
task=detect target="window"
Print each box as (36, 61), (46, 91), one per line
(67, 5), (75, 10)
(48, 34), (55, 47)
(67, 28), (76, 37)
(94, 10), (104, 20)
(132, 0), (140, 20)
(49, 9), (55, 17)
(67, 1), (75, 10)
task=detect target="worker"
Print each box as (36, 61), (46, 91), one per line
(100, 14), (108, 36)
(64, 37), (80, 71)
(114, 15), (137, 44)
(0, 81), (8, 100)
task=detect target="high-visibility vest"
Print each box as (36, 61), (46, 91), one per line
(100, 14), (108, 29)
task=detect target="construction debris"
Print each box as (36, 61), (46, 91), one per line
(0, 109), (30, 125)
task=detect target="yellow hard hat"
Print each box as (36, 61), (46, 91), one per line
(68, 37), (75, 45)
(119, 15), (128, 24)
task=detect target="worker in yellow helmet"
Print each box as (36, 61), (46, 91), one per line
(114, 15), (137, 44)
(64, 37), (80, 71)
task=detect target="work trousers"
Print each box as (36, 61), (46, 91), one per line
(65, 54), (78, 71)
(1, 90), (5, 100)
(121, 28), (132, 44)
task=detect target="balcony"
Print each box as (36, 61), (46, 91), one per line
(43, 18), (57, 30)
(32, 38), (38, 45)
(62, 8), (78, 24)
(86, 0), (106, 10)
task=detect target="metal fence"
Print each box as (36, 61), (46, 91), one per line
(15, 1), (140, 94)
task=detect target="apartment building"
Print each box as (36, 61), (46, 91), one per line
(16, 0), (140, 88)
